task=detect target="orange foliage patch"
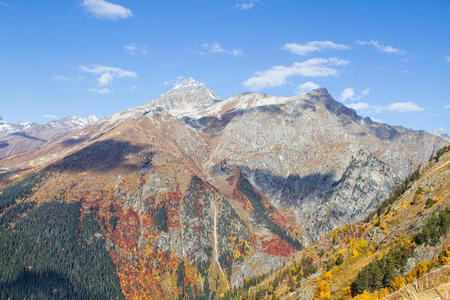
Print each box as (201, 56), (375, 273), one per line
(164, 189), (182, 229)
(262, 236), (295, 257)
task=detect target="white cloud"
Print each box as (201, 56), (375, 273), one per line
(340, 87), (370, 101)
(43, 114), (58, 120)
(129, 85), (138, 91)
(347, 102), (372, 111)
(235, 0), (259, 10)
(202, 42), (243, 56)
(81, 0), (133, 20)
(97, 72), (114, 86)
(346, 101), (423, 113)
(53, 74), (85, 82)
(445, 105), (450, 109)
(283, 41), (349, 56)
(445, 56), (450, 63)
(88, 88), (113, 94)
(243, 57), (349, 90)
(229, 49), (244, 56)
(79, 65), (137, 86)
(210, 42), (224, 54)
(340, 88), (355, 101)
(362, 88), (370, 96)
(299, 81), (319, 92)
(386, 102), (424, 112)
(125, 43), (148, 56)
(356, 40), (402, 54)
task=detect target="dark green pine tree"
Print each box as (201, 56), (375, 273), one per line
(371, 262), (384, 291)
(351, 267), (369, 296)
(335, 253), (344, 266)
(383, 256), (397, 286)
(203, 278), (210, 298)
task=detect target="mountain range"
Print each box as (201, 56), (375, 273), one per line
(0, 78), (448, 299)
(0, 115), (97, 159)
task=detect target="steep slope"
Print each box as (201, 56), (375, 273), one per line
(0, 115), (97, 159)
(0, 80), (447, 299)
(236, 145), (449, 300)
(188, 88), (444, 241)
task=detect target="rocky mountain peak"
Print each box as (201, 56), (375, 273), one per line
(308, 87), (331, 97)
(433, 128), (449, 139)
(306, 87), (359, 120)
(149, 78), (220, 117)
(172, 77), (206, 90)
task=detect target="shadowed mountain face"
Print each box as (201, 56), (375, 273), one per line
(0, 79), (447, 299)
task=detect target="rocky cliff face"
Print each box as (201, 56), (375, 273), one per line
(0, 79), (447, 298)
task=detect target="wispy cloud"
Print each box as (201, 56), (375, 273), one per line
(0, 1), (8, 7)
(348, 101), (424, 113)
(298, 81), (320, 92)
(201, 42), (243, 56)
(43, 114), (58, 120)
(386, 102), (423, 112)
(88, 87), (113, 94)
(243, 57), (349, 90)
(347, 102), (371, 111)
(283, 41), (349, 56)
(163, 76), (185, 87)
(235, 0), (259, 10)
(356, 40), (402, 54)
(445, 56), (450, 63)
(229, 49), (244, 56)
(124, 43), (148, 56)
(445, 104), (450, 109)
(79, 65), (137, 86)
(81, 0), (133, 20)
(339, 87), (370, 101)
(53, 74), (85, 82)
(340, 88), (355, 101)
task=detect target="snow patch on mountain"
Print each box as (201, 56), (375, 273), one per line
(432, 128), (449, 139)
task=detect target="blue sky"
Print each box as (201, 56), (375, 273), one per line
(1, 0), (449, 134)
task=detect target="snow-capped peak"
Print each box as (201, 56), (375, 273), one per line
(173, 78), (206, 90)
(432, 128), (449, 139)
(149, 78), (220, 117)
(0, 115), (98, 139)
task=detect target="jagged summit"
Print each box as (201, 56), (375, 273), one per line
(52, 115), (98, 127)
(433, 128), (449, 139)
(149, 77), (220, 116)
(172, 77), (207, 90)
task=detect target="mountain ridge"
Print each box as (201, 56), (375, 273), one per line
(0, 115), (97, 159)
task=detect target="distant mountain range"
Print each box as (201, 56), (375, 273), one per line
(0, 79), (447, 299)
(0, 115), (97, 159)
